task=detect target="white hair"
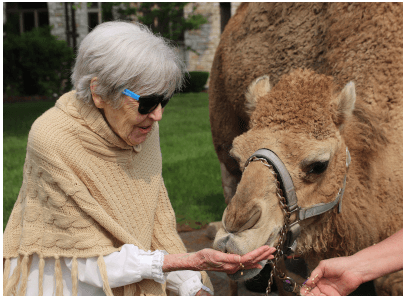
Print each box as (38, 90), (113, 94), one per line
(71, 21), (186, 108)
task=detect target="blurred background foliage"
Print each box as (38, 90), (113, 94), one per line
(3, 26), (75, 97)
(3, 2), (208, 98)
(102, 2), (207, 43)
(183, 71), (210, 93)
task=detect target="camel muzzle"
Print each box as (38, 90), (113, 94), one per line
(243, 147), (351, 294)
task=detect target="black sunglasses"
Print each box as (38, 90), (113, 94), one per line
(122, 89), (170, 115)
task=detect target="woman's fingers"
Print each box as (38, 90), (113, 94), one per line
(227, 246), (276, 270)
(220, 246), (274, 264)
(300, 268), (324, 296)
(197, 246), (276, 273)
(240, 245), (269, 261)
(241, 245), (276, 264)
(253, 246), (275, 261)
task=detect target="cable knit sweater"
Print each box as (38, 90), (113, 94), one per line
(3, 91), (213, 296)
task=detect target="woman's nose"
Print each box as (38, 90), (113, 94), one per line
(148, 104), (163, 121)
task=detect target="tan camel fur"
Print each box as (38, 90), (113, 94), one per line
(209, 3), (402, 296)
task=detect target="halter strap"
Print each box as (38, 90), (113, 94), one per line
(245, 149), (298, 212)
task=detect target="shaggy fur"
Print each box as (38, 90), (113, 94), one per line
(250, 69), (337, 139)
(209, 3), (402, 295)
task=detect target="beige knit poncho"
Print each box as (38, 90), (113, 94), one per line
(3, 91), (212, 296)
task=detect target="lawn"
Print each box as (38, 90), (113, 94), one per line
(3, 93), (226, 230)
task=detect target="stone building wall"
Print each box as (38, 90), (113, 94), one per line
(231, 3), (239, 17)
(3, 3), (6, 25)
(74, 3), (90, 45)
(47, 3), (66, 41)
(183, 2), (240, 86)
(48, 2), (94, 48)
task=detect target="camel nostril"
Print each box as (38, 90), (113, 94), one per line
(225, 209), (261, 233)
(239, 209), (261, 231)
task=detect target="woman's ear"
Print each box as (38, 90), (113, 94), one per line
(245, 75), (271, 117)
(90, 77), (104, 109)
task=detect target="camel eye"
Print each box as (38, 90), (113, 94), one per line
(307, 161), (329, 175)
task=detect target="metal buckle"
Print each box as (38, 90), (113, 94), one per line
(289, 206), (300, 223)
(282, 277), (297, 293)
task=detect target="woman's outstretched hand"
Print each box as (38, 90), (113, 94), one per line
(163, 245), (275, 274)
(300, 257), (364, 296)
(300, 229), (402, 296)
(192, 245), (276, 274)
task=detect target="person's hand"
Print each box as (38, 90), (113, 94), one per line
(162, 245), (275, 273)
(191, 245), (275, 274)
(300, 257), (364, 296)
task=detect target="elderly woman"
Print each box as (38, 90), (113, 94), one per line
(3, 21), (275, 296)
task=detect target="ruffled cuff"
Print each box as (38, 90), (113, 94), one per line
(139, 249), (167, 284)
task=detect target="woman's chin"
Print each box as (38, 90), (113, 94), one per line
(128, 134), (147, 146)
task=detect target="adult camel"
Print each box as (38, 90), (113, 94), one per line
(209, 3), (402, 295)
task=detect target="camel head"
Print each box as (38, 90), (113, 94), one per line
(213, 69), (356, 281)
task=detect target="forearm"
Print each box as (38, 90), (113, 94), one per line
(163, 253), (201, 272)
(350, 229), (402, 283)
(163, 246), (275, 273)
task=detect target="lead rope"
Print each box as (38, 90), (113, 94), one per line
(247, 158), (300, 295)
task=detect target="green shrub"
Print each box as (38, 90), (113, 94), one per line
(183, 71), (209, 93)
(3, 26), (75, 97)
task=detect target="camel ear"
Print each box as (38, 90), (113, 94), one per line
(332, 81), (356, 130)
(245, 75), (271, 116)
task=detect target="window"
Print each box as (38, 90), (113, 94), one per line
(5, 3), (49, 34)
(87, 2), (101, 31)
(220, 2), (231, 33)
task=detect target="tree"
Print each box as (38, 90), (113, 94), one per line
(102, 3), (207, 44)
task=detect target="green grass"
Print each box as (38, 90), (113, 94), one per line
(3, 93), (226, 230)
(3, 101), (57, 230)
(160, 93), (226, 228)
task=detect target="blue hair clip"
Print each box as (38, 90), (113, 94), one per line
(123, 89), (140, 101)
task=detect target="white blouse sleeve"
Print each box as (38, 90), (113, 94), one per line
(64, 244), (166, 288)
(166, 270), (203, 296)
(64, 244), (211, 295)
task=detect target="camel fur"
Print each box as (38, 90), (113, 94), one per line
(209, 3), (402, 296)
